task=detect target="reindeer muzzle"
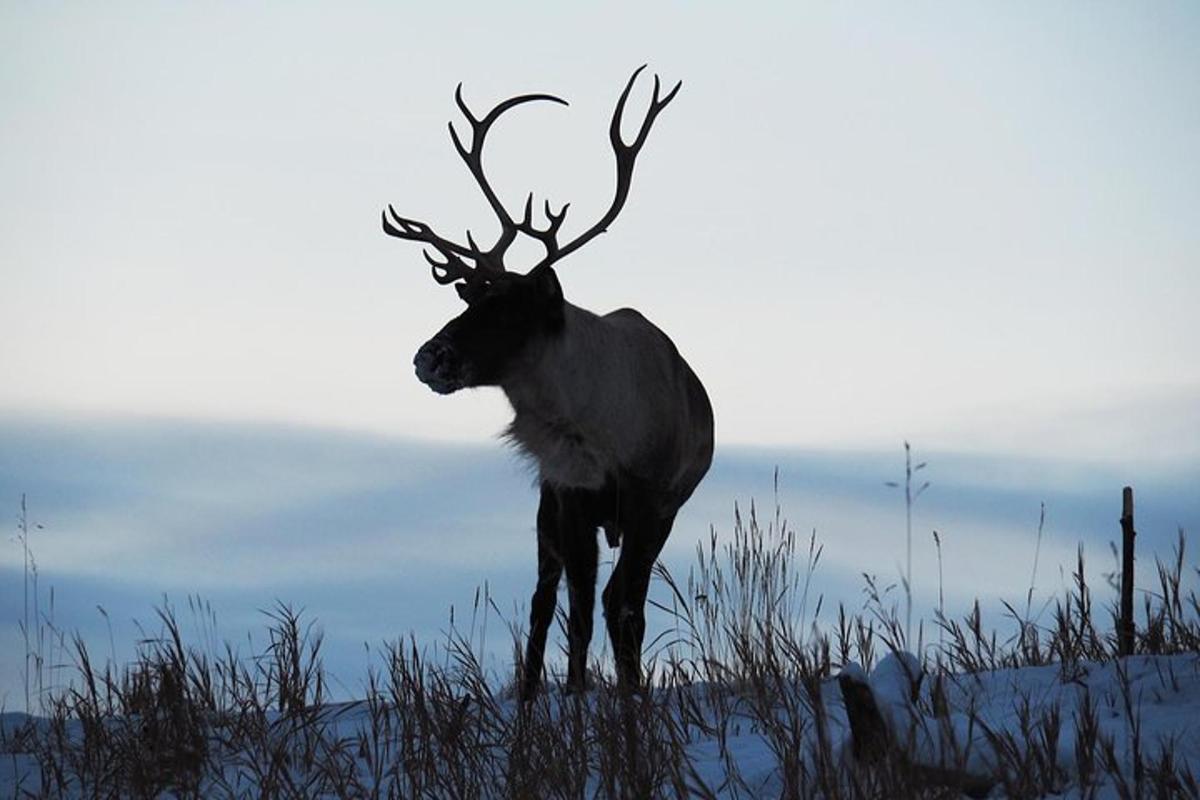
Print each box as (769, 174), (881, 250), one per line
(414, 338), (467, 395)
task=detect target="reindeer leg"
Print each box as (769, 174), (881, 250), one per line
(623, 514), (675, 680)
(559, 488), (599, 694)
(604, 512), (674, 690)
(521, 484), (562, 701)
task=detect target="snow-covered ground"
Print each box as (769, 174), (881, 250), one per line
(3, 652), (1197, 798)
(836, 652), (1200, 797)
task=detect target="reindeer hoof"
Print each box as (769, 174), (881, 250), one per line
(517, 669), (543, 703)
(564, 670), (594, 696)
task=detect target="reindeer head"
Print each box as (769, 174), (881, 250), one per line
(384, 66), (680, 394)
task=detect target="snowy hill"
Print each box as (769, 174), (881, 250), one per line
(3, 651), (1197, 797)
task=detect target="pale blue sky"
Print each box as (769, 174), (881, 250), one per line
(2, 2), (1197, 459)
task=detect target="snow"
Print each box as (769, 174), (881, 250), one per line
(839, 653), (1200, 796)
(3, 652), (1198, 797)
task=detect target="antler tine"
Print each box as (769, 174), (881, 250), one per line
(422, 248), (474, 285)
(382, 206), (476, 256)
(382, 206), (478, 284)
(543, 199), (570, 235)
(511, 192), (572, 262)
(535, 66), (681, 270)
(626, 71), (682, 151)
(520, 191), (536, 228)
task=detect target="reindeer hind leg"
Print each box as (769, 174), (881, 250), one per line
(603, 511), (675, 690)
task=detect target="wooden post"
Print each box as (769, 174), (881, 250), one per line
(1119, 486), (1136, 657)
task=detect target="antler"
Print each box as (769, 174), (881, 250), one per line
(383, 66), (680, 285)
(536, 65), (681, 270)
(382, 87), (566, 285)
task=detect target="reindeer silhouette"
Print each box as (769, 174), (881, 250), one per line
(383, 67), (713, 697)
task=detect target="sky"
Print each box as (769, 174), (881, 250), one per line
(1, 3), (1198, 707)
(2, 1), (1197, 456)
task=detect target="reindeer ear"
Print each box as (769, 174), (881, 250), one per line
(456, 281), (485, 304)
(534, 267), (563, 303)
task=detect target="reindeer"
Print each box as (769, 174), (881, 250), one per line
(382, 67), (713, 697)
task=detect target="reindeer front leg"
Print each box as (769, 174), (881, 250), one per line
(521, 484), (563, 701)
(558, 488), (599, 693)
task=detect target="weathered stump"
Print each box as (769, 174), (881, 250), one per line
(838, 662), (995, 799)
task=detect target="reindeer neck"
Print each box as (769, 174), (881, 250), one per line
(500, 302), (614, 488)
